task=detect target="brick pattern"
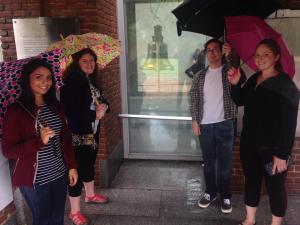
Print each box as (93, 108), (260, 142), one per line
(232, 137), (300, 194)
(285, 0), (300, 9)
(232, 137), (244, 192)
(0, 0), (40, 61)
(288, 137), (300, 193)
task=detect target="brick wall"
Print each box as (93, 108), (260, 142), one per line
(285, 0), (300, 9)
(232, 137), (244, 192)
(232, 137), (300, 194)
(0, 0), (121, 223)
(287, 137), (300, 193)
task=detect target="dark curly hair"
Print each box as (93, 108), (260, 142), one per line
(18, 58), (58, 111)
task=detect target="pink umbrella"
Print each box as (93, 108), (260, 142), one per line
(225, 15), (295, 78)
(0, 49), (64, 139)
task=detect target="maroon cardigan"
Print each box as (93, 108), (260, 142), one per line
(1, 103), (77, 187)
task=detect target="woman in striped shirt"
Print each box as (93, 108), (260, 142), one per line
(2, 58), (78, 225)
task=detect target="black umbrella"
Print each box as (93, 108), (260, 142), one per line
(172, 0), (283, 38)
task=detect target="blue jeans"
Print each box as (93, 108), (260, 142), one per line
(19, 175), (68, 225)
(199, 119), (234, 199)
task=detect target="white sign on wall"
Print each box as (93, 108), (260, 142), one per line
(13, 17), (79, 59)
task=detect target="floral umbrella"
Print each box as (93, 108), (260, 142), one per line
(48, 32), (121, 70)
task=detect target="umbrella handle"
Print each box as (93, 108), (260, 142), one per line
(92, 95), (100, 106)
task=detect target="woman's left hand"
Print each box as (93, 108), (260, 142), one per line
(96, 103), (108, 120)
(98, 103), (108, 111)
(68, 168), (78, 186)
(272, 156), (287, 175)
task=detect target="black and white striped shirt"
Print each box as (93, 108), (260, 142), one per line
(34, 104), (67, 186)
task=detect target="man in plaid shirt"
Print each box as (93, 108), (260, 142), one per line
(190, 38), (242, 214)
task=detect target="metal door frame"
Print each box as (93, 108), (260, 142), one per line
(117, 0), (201, 160)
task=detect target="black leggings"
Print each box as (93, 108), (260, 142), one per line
(240, 145), (287, 217)
(68, 145), (98, 197)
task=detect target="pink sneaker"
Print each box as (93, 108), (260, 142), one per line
(69, 211), (88, 225)
(85, 194), (109, 204)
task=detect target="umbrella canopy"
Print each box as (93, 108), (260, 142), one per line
(48, 32), (121, 70)
(225, 15), (295, 77)
(0, 49), (64, 138)
(172, 0), (282, 37)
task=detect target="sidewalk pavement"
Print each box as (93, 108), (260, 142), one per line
(5, 160), (300, 225)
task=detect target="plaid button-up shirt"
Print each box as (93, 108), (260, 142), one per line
(190, 64), (237, 125)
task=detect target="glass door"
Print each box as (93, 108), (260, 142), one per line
(118, 0), (209, 160)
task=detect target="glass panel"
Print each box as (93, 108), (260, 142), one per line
(125, 0), (209, 156)
(129, 118), (200, 155)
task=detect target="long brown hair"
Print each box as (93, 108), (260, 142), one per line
(62, 48), (98, 85)
(19, 58), (58, 111)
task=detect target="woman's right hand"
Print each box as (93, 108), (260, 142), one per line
(40, 125), (56, 144)
(96, 103), (108, 120)
(227, 67), (241, 85)
(192, 121), (201, 136)
(96, 103), (108, 112)
(272, 156), (288, 174)
(96, 110), (105, 120)
(68, 168), (78, 186)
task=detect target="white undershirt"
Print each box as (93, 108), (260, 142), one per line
(201, 66), (225, 124)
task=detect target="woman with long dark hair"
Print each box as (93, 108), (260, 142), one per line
(227, 39), (299, 225)
(60, 48), (109, 225)
(2, 58), (78, 225)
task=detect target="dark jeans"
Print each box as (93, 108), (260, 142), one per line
(19, 175), (68, 225)
(199, 119), (234, 199)
(69, 145), (98, 197)
(240, 145), (287, 217)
